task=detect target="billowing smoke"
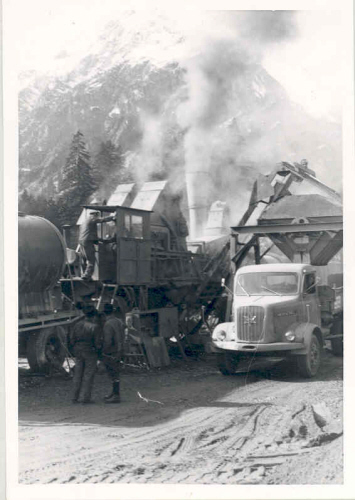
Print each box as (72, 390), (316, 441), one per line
(130, 113), (164, 182)
(126, 11), (340, 238)
(175, 11), (299, 237)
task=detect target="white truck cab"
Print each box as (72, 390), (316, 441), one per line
(211, 263), (330, 378)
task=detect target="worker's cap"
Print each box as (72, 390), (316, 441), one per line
(103, 303), (114, 314)
(83, 304), (97, 316)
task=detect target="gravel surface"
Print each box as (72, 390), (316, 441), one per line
(19, 346), (343, 485)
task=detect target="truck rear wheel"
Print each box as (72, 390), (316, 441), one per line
(217, 352), (239, 375)
(27, 326), (67, 373)
(330, 317), (343, 357)
(297, 334), (321, 378)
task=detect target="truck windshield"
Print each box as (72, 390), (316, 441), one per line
(235, 272), (299, 296)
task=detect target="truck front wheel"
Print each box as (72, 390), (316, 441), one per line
(217, 352), (239, 375)
(27, 326), (67, 373)
(297, 334), (321, 378)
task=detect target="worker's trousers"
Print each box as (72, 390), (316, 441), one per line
(100, 353), (121, 382)
(72, 346), (98, 402)
(79, 242), (96, 278)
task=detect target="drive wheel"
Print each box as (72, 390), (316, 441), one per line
(27, 326), (67, 373)
(297, 334), (321, 378)
(217, 352), (239, 375)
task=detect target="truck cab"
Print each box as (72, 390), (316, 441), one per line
(211, 263), (326, 378)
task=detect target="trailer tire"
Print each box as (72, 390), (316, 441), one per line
(297, 334), (321, 378)
(27, 326), (67, 373)
(217, 352), (239, 375)
(330, 317), (343, 357)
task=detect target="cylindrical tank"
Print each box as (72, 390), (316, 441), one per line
(18, 213), (66, 293)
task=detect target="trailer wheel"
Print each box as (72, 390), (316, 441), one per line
(217, 352), (239, 375)
(297, 334), (321, 378)
(330, 317), (343, 357)
(27, 326), (67, 373)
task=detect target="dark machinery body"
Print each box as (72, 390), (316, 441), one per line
(62, 202), (228, 366)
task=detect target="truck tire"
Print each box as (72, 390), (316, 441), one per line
(217, 352), (239, 375)
(27, 326), (67, 373)
(330, 317), (343, 357)
(297, 334), (321, 378)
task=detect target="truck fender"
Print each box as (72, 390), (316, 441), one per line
(287, 323), (323, 356)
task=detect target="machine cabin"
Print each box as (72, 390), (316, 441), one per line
(82, 204), (152, 285)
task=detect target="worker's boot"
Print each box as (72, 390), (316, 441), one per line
(105, 381), (121, 404)
(104, 389), (114, 400)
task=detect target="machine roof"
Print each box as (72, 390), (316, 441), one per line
(82, 205), (151, 213)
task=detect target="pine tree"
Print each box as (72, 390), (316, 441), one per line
(93, 140), (128, 198)
(59, 131), (96, 207)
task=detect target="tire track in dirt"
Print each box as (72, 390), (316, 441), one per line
(20, 404), (266, 484)
(19, 407), (224, 481)
(20, 400), (272, 483)
(19, 353), (343, 484)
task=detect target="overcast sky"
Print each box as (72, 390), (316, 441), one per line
(7, 1), (349, 121)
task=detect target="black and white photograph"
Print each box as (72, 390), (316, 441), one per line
(3, 0), (355, 498)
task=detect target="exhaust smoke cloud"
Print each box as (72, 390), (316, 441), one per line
(114, 10), (340, 237)
(175, 11), (299, 237)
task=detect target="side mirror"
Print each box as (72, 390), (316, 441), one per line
(221, 278), (233, 297)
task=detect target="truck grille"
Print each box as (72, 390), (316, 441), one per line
(236, 306), (265, 342)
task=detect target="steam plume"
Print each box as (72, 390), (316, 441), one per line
(126, 11), (340, 236)
(176, 11), (298, 236)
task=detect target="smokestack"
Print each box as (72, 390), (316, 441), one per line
(186, 169), (211, 239)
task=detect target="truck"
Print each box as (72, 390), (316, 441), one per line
(210, 161), (343, 378)
(211, 262), (343, 377)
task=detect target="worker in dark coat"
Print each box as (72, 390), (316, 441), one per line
(69, 306), (102, 404)
(78, 211), (115, 280)
(100, 303), (125, 404)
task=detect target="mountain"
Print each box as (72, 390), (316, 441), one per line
(19, 12), (342, 204)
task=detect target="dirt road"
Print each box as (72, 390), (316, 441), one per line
(18, 347), (343, 485)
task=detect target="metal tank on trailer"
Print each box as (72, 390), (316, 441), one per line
(19, 213), (66, 300)
(18, 213), (79, 373)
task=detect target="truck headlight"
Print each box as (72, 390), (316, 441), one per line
(285, 331), (295, 342)
(216, 330), (227, 341)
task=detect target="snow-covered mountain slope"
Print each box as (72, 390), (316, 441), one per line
(19, 11), (342, 200)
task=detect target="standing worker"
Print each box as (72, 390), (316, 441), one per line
(78, 210), (115, 280)
(69, 305), (102, 404)
(100, 303), (125, 404)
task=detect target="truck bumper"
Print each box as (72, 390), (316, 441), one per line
(211, 341), (305, 353)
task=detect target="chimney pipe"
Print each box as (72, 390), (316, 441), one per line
(186, 169), (211, 239)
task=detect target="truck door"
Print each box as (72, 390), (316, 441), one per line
(302, 272), (321, 325)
